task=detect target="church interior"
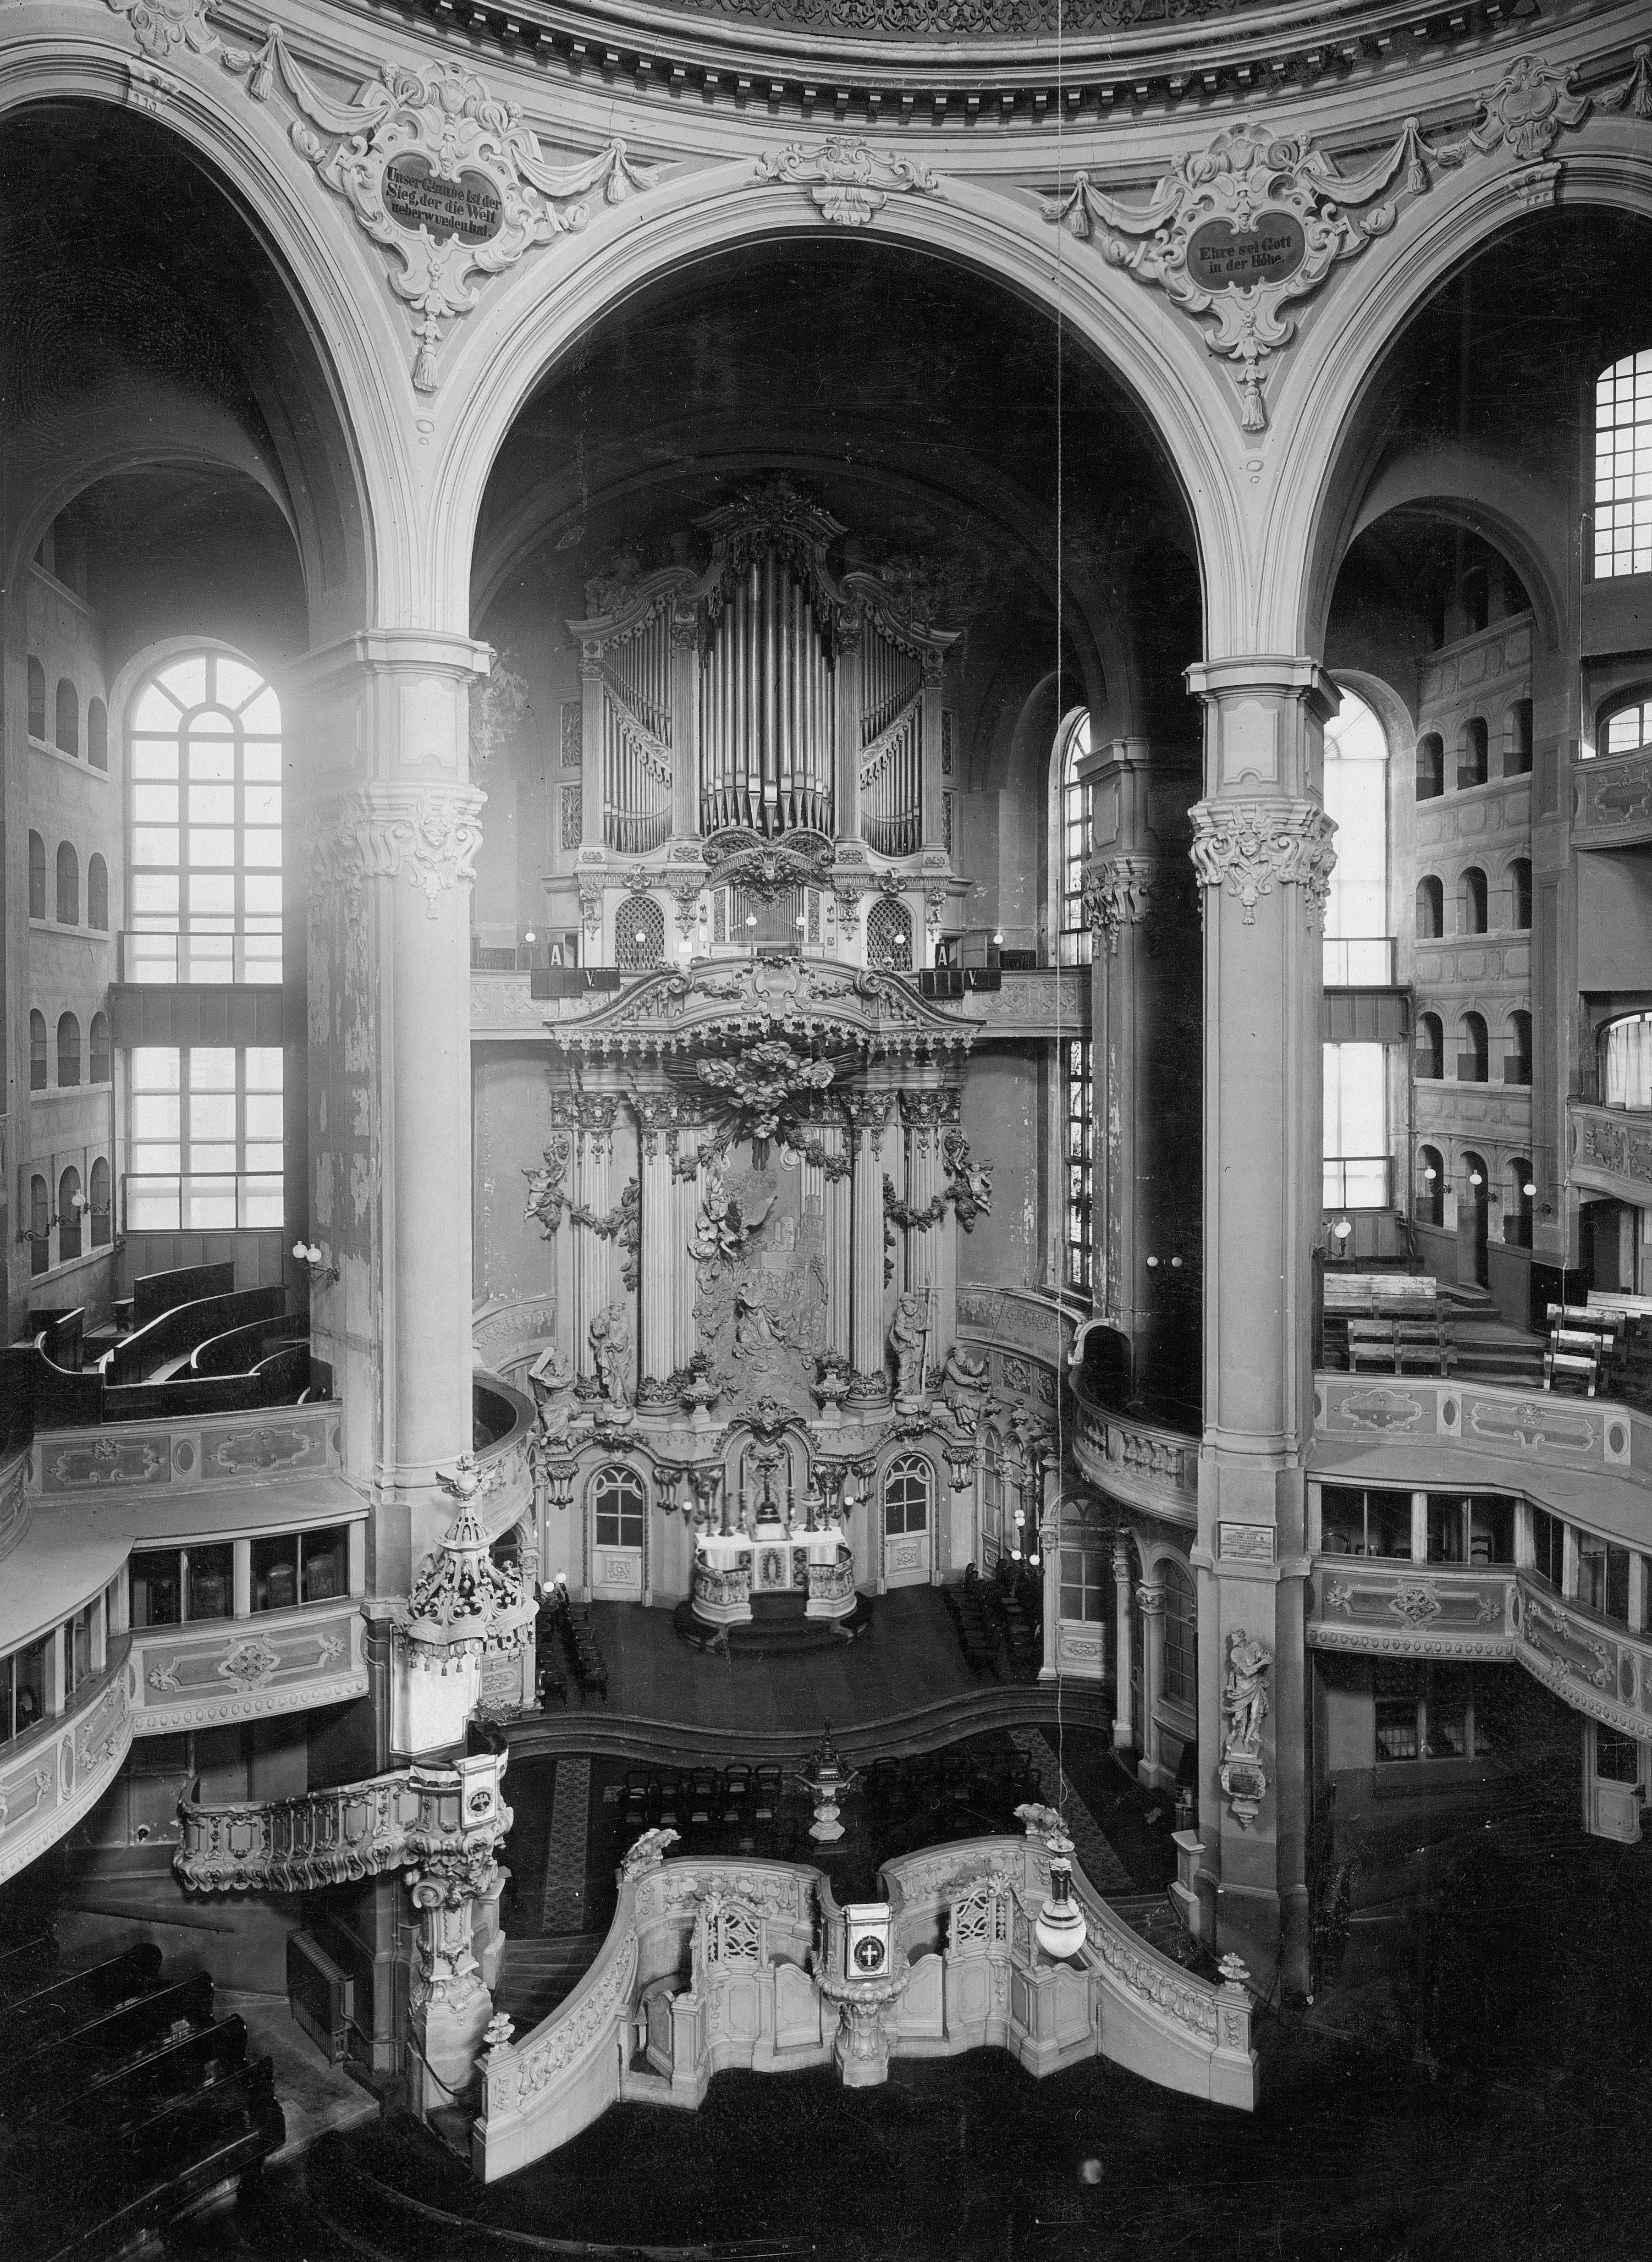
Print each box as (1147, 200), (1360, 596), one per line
(3, 0), (1652, 2253)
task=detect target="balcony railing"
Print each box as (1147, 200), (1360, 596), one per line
(1322, 937), (1396, 986)
(0, 1636), (135, 1887)
(1322, 1156), (1393, 1211)
(120, 927), (282, 985)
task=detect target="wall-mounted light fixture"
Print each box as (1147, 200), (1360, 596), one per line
(292, 1239), (339, 1287)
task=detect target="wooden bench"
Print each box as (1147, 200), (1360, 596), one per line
(1347, 1315), (1457, 1377)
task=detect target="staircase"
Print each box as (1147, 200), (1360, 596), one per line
(493, 1933), (606, 2033)
(1437, 1285), (1547, 1387)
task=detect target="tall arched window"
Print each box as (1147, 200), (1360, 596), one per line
(1458, 1012), (1489, 1084)
(1416, 733), (1443, 800)
(1457, 718), (1488, 790)
(27, 831), (45, 921)
(57, 1012), (81, 1087)
(1415, 876), (1443, 939)
(1595, 350), (1652, 579)
(1415, 1013), (1443, 1081)
(29, 1177), (49, 1279)
(29, 1011), (47, 1092)
(1323, 689), (1389, 961)
(1459, 867), (1487, 935)
(883, 1454), (931, 1537)
(89, 1157), (112, 1247)
(1416, 1145), (1445, 1227)
(58, 1168), (82, 1264)
(87, 853), (108, 931)
(55, 841), (78, 926)
(1504, 698), (1532, 777)
(27, 657), (46, 740)
(1054, 710), (1092, 969)
(88, 697), (108, 772)
(89, 1012), (110, 1085)
(127, 650), (282, 984)
(1162, 1559), (1197, 1706)
(1504, 1011), (1532, 1086)
(1509, 857), (1532, 930)
(981, 1426), (1005, 1568)
(55, 678), (79, 759)
(592, 1466), (646, 1548)
(1505, 1158), (1534, 1249)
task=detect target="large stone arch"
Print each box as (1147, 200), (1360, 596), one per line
(1255, 138), (1652, 657)
(429, 165), (1249, 655)
(0, 49), (411, 639)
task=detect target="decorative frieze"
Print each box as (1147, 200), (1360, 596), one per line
(1188, 798), (1336, 930)
(311, 784), (486, 919)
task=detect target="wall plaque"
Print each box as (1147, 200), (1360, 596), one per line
(383, 156), (504, 245)
(1186, 215), (1306, 292)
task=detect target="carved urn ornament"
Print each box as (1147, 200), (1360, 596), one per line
(399, 1477), (535, 1664)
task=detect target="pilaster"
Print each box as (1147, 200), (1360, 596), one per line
(844, 1084), (897, 1393)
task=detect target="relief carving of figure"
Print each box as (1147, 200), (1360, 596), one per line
(941, 1340), (991, 1431)
(589, 1304), (634, 1409)
(890, 1291), (929, 1404)
(1222, 1629), (1272, 1759)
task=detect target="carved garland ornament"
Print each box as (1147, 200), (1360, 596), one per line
(754, 138), (939, 228)
(1188, 798), (1335, 930)
(1041, 61), (1649, 431)
(312, 784), (486, 919)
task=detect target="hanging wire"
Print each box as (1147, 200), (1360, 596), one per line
(1052, 0), (1068, 1838)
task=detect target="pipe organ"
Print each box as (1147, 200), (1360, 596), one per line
(570, 487), (958, 884)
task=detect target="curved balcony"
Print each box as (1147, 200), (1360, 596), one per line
(472, 1371), (536, 1541)
(0, 1635), (135, 1887)
(1069, 1373), (1198, 1527)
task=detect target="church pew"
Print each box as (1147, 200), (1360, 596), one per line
(2, 1944), (162, 2058)
(31, 2016), (249, 2147)
(0, 1971), (215, 2120)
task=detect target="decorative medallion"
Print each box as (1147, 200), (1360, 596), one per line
(753, 138), (939, 228)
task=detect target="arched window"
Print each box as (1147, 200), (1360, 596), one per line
(58, 1168), (82, 1264)
(1162, 1559), (1197, 1706)
(27, 657), (46, 740)
(1054, 710), (1092, 969)
(1509, 857), (1532, 930)
(981, 1426), (1005, 1568)
(89, 1157), (112, 1248)
(88, 697), (108, 772)
(613, 893), (664, 972)
(1456, 718), (1488, 790)
(1603, 697), (1652, 758)
(1461, 567), (1490, 636)
(1504, 1010), (1532, 1086)
(1505, 698), (1532, 777)
(1602, 1013), (1652, 1109)
(29, 1177), (49, 1279)
(883, 1453), (931, 1536)
(57, 1012), (81, 1087)
(87, 853), (108, 931)
(29, 1010), (47, 1092)
(1505, 1159), (1534, 1249)
(1057, 1510), (1107, 1625)
(592, 1466), (646, 1548)
(55, 841), (78, 926)
(865, 897), (912, 972)
(1415, 733), (1443, 800)
(1459, 867), (1487, 936)
(1323, 689), (1388, 951)
(1595, 350), (1652, 579)
(89, 1012), (110, 1085)
(127, 650), (283, 984)
(55, 678), (79, 759)
(1415, 876), (1443, 939)
(1415, 1013), (1443, 1082)
(1416, 1144), (1445, 1227)
(1458, 1012), (1489, 1084)
(27, 831), (45, 921)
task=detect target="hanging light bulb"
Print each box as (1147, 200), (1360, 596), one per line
(1469, 1170), (1484, 1188)
(524, 929), (536, 944)
(1423, 1167), (1437, 1183)
(1523, 1181), (1537, 1198)
(1035, 1827), (1087, 1961)
(746, 913), (759, 929)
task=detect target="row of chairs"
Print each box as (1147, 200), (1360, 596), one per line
(537, 1596), (609, 1702)
(944, 1575), (1041, 1684)
(622, 1764), (784, 1833)
(1345, 1312), (1458, 1376)
(864, 1750), (1044, 1818)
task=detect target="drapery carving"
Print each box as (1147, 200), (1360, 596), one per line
(1188, 798), (1335, 930)
(310, 784), (486, 918)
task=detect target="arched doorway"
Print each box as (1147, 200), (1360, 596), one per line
(1460, 1151), (1491, 1289)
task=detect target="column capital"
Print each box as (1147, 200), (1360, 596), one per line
(1183, 656), (1338, 714)
(1188, 798), (1336, 934)
(286, 628), (495, 694)
(309, 781), (486, 920)
(1081, 853), (1195, 953)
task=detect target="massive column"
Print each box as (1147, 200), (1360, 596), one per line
(1184, 655), (1338, 1994)
(844, 1085), (897, 1398)
(294, 632), (490, 1612)
(1081, 739), (1200, 1405)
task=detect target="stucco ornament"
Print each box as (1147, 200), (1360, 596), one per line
(1188, 798), (1336, 930)
(754, 138), (939, 227)
(699, 1040), (836, 1147)
(1433, 56), (1590, 165)
(311, 784), (486, 919)
(1041, 119), (1434, 432)
(242, 37), (655, 391)
(1219, 1629), (1271, 1830)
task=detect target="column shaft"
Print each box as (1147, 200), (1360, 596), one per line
(846, 1090), (894, 1390)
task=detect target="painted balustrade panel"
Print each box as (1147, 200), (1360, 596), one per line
(1569, 1099), (1652, 1206)
(133, 1600), (367, 1737)
(1315, 1372), (1651, 1489)
(0, 1639), (134, 1885)
(32, 1404), (341, 1496)
(1069, 1395), (1199, 1525)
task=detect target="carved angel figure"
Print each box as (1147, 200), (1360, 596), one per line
(688, 1168), (776, 1265)
(523, 1133), (573, 1237)
(941, 1127), (993, 1229)
(620, 1826), (680, 1881)
(589, 1304), (633, 1408)
(699, 1039), (835, 1144)
(889, 1291), (929, 1401)
(1222, 1629), (1272, 1758)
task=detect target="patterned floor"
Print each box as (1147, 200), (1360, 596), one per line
(540, 1755), (592, 1935)
(1008, 1725), (1132, 1893)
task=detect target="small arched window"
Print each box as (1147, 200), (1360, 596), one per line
(1415, 1013), (1443, 1081)
(89, 1012), (110, 1085)
(1603, 1012), (1652, 1109)
(29, 1176), (49, 1278)
(87, 854), (108, 931)
(1055, 710), (1093, 969)
(1459, 867), (1487, 936)
(883, 1453), (932, 1536)
(29, 1010), (47, 1092)
(57, 1012), (81, 1088)
(1595, 350), (1652, 579)
(1415, 876), (1443, 940)
(613, 893), (664, 973)
(1457, 719), (1488, 790)
(88, 697), (108, 772)
(55, 841), (78, 926)
(58, 1168), (82, 1264)
(1602, 698), (1652, 759)
(27, 657), (46, 740)
(1505, 1159), (1534, 1249)
(592, 1466), (646, 1549)
(865, 898), (913, 973)
(1162, 1559), (1197, 1707)
(1416, 733), (1444, 800)
(55, 678), (78, 759)
(1509, 858), (1532, 931)
(1458, 1012), (1489, 1084)
(1504, 1010), (1532, 1086)
(1417, 1144), (1445, 1227)
(89, 1157), (112, 1248)
(27, 831), (45, 921)
(1505, 698), (1532, 777)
